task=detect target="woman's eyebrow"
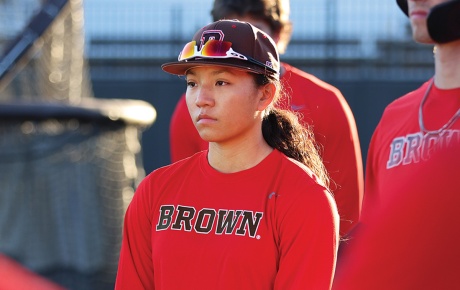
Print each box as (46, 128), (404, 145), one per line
(186, 67), (237, 77)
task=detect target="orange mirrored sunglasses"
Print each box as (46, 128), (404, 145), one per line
(177, 40), (277, 74)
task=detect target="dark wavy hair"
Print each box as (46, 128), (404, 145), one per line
(253, 73), (329, 187)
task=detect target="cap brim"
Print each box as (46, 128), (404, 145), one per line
(161, 58), (269, 76)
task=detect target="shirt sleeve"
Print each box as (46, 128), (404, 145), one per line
(274, 184), (340, 289)
(313, 88), (364, 237)
(115, 180), (155, 290)
(169, 93), (207, 162)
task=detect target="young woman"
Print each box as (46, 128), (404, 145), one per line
(115, 19), (339, 289)
(169, 0), (363, 239)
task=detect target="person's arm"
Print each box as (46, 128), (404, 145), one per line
(282, 65), (363, 237)
(313, 88), (364, 237)
(274, 184), (339, 289)
(115, 180), (154, 289)
(169, 93), (207, 162)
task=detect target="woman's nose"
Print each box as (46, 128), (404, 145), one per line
(195, 86), (215, 107)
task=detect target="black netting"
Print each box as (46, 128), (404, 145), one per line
(0, 101), (155, 289)
(0, 1), (156, 289)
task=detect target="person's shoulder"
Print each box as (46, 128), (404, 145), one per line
(275, 150), (326, 188)
(281, 62), (347, 112)
(382, 80), (429, 115)
(273, 151), (335, 207)
(282, 62), (343, 96)
(132, 151), (206, 208)
(145, 151), (205, 182)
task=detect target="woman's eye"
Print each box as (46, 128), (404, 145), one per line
(216, 81), (228, 86)
(187, 81), (196, 88)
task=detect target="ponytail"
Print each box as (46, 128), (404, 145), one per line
(253, 73), (329, 187)
(262, 109), (329, 187)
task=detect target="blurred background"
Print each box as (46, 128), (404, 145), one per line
(84, 0), (433, 173)
(0, 0), (433, 289)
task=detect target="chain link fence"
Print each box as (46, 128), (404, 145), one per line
(83, 0), (434, 82)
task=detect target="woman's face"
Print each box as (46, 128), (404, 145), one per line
(185, 65), (269, 146)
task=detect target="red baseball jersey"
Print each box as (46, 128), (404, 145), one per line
(333, 79), (460, 289)
(169, 62), (363, 237)
(116, 149), (339, 289)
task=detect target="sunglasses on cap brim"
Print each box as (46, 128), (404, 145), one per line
(178, 40), (277, 75)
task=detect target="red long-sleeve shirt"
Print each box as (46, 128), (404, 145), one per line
(333, 79), (460, 289)
(170, 62), (363, 237)
(116, 149), (339, 289)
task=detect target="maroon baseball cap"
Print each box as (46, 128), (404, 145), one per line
(161, 19), (280, 78)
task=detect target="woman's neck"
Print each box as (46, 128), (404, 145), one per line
(207, 136), (273, 174)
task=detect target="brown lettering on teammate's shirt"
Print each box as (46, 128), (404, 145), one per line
(156, 205), (263, 238)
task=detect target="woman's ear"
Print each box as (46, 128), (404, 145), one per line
(257, 83), (276, 111)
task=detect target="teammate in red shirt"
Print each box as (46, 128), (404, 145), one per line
(116, 20), (339, 289)
(169, 0), (363, 238)
(333, 0), (460, 289)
